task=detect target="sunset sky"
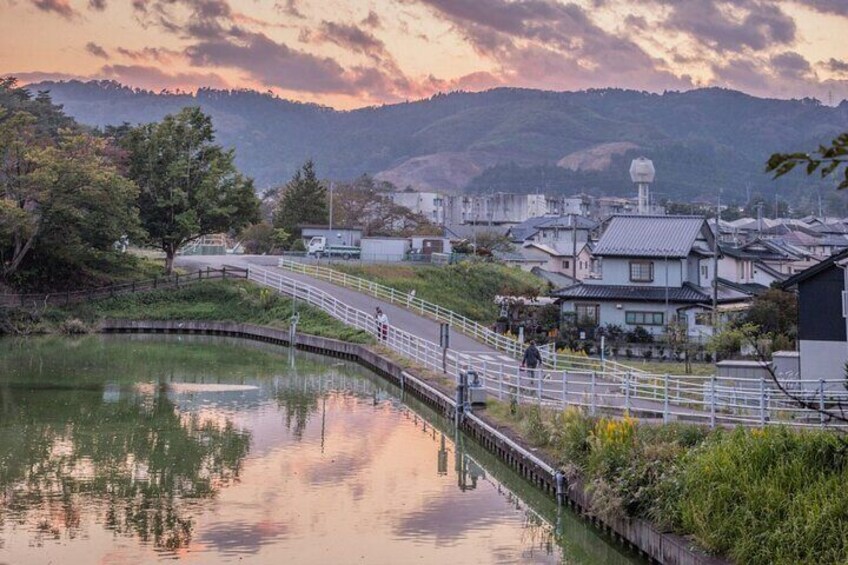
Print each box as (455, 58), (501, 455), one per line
(2, 0), (847, 109)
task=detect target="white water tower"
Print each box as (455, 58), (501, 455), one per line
(629, 157), (655, 215)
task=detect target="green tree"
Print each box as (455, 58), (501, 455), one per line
(0, 108), (138, 283)
(744, 288), (797, 344)
(273, 160), (327, 239)
(767, 132), (848, 189)
(123, 107), (259, 273)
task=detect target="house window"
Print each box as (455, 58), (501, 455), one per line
(629, 260), (654, 282)
(695, 312), (712, 326)
(562, 260), (570, 269)
(575, 303), (599, 326)
(700, 265), (708, 278)
(625, 311), (664, 326)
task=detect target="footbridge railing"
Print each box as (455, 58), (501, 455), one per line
(276, 258), (640, 376)
(251, 265), (846, 430)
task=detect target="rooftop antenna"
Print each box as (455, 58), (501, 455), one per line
(629, 157), (655, 215)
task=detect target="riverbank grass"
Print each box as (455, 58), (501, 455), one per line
(482, 400), (848, 565)
(13, 280), (371, 343)
(331, 261), (548, 324)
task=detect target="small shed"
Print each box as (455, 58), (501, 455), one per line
(410, 236), (452, 255)
(361, 237), (411, 262)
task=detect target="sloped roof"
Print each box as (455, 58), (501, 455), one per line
(508, 215), (597, 242)
(551, 281), (751, 303)
(523, 241), (589, 257)
(531, 267), (577, 288)
(782, 247), (848, 288)
(592, 215), (709, 258)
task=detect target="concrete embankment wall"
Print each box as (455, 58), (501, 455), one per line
(100, 319), (726, 565)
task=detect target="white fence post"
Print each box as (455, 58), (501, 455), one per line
(710, 376), (716, 429)
(536, 369), (542, 405)
(820, 379), (826, 429)
(590, 371), (597, 416)
(759, 377), (767, 428)
(663, 374), (669, 424)
(562, 371), (568, 409)
(624, 371), (631, 414)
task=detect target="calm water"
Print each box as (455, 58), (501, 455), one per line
(0, 335), (641, 564)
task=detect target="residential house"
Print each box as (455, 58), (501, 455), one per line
(782, 249), (848, 381)
(552, 215), (752, 338)
(521, 241), (595, 280)
(718, 239), (817, 290)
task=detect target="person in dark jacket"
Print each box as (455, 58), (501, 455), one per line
(521, 340), (542, 377)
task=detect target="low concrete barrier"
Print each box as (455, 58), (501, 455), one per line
(99, 319), (726, 565)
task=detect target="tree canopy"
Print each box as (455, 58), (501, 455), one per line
(273, 160), (327, 239)
(1, 78), (139, 288)
(122, 107), (259, 273)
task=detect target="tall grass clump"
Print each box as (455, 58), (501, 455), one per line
(675, 427), (848, 564)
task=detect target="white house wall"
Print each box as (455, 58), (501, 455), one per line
(587, 257), (685, 288)
(562, 301), (709, 337)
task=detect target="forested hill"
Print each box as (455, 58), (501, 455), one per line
(25, 79), (848, 201)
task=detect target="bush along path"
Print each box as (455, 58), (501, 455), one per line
(487, 401), (848, 565)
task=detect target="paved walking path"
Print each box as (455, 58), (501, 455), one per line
(175, 255), (728, 424)
(177, 255), (519, 363)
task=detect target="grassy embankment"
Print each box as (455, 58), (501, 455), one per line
(329, 262), (717, 375)
(2, 280), (371, 343)
(486, 401), (848, 565)
(331, 261), (549, 324)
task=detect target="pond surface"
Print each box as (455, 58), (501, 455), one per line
(0, 335), (642, 564)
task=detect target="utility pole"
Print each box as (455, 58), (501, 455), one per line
(328, 181), (334, 232)
(571, 214), (577, 281)
(712, 192), (720, 328)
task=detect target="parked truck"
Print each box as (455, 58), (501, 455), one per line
(307, 236), (361, 259)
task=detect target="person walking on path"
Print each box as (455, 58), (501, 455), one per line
(521, 340), (542, 378)
(375, 307), (389, 341)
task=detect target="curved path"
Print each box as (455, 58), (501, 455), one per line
(176, 255), (519, 364)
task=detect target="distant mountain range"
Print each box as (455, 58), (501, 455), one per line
(24, 80), (848, 202)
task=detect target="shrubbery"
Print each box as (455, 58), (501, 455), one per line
(489, 403), (848, 564)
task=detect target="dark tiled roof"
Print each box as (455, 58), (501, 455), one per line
(552, 281), (753, 303)
(592, 215), (709, 258)
(715, 277), (769, 296)
(508, 215), (597, 242)
(551, 283), (710, 303)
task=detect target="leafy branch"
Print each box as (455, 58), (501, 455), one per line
(766, 132), (848, 189)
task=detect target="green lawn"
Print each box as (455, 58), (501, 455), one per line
(5, 280), (371, 344)
(331, 260), (549, 324)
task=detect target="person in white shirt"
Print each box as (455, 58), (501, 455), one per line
(375, 307), (389, 341)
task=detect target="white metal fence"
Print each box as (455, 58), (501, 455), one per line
(276, 258), (639, 376)
(252, 265), (848, 429)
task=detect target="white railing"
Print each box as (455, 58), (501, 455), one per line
(250, 265), (847, 429)
(276, 258), (642, 375)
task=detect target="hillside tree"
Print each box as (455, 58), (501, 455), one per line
(123, 107), (259, 273)
(273, 160), (327, 239)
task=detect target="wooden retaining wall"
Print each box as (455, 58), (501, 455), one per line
(100, 319), (727, 565)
